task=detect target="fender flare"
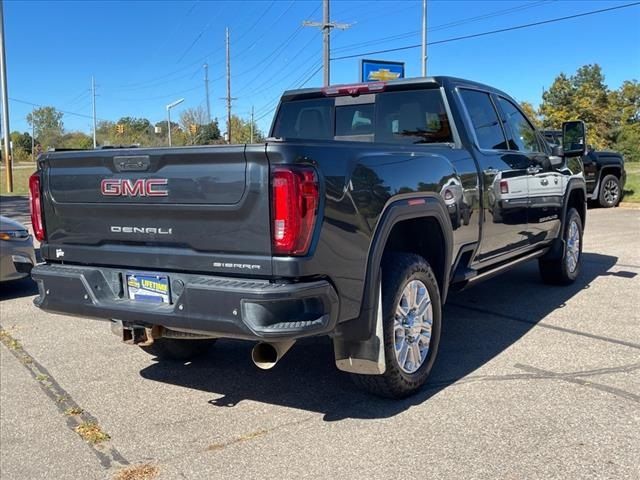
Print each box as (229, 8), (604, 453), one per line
(592, 165), (620, 197)
(544, 177), (587, 261)
(333, 194), (453, 373)
(561, 177), (587, 228)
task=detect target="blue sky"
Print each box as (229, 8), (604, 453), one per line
(4, 0), (640, 136)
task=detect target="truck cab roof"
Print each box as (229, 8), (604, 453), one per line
(281, 76), (517, 103)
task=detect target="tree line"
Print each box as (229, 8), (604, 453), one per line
(6, 105), (265, 162)
(520, 64), (639, 162)
(6, 64), (638, 163)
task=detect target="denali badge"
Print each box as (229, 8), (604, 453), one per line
(111, 226), (173, 235)
(101, 178), (168, 197)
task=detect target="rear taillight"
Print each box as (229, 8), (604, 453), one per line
(29, 173), (45, 241)
(271, 166), (319, 256)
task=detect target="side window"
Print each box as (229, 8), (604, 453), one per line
(374, 90), (453, 144)
(459, 89), (508, 150)
(497, 97), (540, 153)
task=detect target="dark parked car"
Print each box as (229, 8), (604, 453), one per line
(30, 77), (588, 398)
(543, 129), (625, 207)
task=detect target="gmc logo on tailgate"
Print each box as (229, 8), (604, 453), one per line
(101, 178), (168, 197)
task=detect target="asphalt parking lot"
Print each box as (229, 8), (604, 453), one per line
(1, 204), (639, 480)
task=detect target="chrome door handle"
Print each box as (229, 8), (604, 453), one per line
(483, 168), (499, 175)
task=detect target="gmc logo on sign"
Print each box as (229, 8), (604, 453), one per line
(101, 179), (169, 197)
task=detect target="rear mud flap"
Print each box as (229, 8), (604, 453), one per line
(333, 283), (386, 375)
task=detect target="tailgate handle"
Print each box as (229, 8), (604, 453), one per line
(114, 155), (151, 172)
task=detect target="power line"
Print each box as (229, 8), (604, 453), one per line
(332, 2), (640, 61)
(233, 0), (296, 59)
(331, 0), (551, 55)
(100, 83), (202, 103)
(9, 97), (104, 121)
(233, 3), (321, 95)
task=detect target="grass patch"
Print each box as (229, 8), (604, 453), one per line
(113, 464), (159, 480)
(0, 329), (22, 350)
(64, 407), (84, 416)
(0, 165), (36, 196)
(622, 162), (640, 203)
(75, 422), (111, 444)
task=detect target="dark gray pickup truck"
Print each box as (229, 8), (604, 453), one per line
(543, 129), (626, 207)
(29, 77), (588, 398)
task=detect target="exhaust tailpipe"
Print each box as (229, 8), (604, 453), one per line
(251, 340), (295, 370)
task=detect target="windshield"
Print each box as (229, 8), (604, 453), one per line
(271, 88), (453, 144)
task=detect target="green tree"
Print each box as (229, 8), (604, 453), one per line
(520, 101), (540, 128)
(229, 115), (264, 144)
(60, 131), (93, 149)
(540, 65), (612, 149)
(26, 106), (64, 149)
(10, 131), (33, 154)
(199, 121), (222, 144)
(611, 80), (640, 162)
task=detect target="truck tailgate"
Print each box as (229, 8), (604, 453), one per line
(40, 145), (273, 274)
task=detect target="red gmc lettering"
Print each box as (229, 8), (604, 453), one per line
(100, 179), (168, 197)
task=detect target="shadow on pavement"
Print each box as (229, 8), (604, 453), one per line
(0, 277), (38, 301)
(139, 252), (634, 421)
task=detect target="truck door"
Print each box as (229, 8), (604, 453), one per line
(494, 96), (563, 245)
(458, 89), (530, 261)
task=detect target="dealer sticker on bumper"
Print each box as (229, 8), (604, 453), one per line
(127, 274), (170, 303)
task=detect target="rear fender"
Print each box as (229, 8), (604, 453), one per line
(333, 194), (452, 374)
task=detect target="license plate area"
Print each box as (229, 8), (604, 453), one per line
(126, 273), (171, 304)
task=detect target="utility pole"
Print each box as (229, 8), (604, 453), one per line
(91, 76), (97, 148)
(0, 0), (12, 192)
(303, 0), (351, 87)
(421, 0), (427, 77)
(225, 27), (232, 144)
(31, 109), (34, 162)
(250, 105), (254, 144)
(204, 63), (211, 123)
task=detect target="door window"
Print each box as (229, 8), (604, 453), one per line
(496, 97), (541, 153)
(459, 89), (508, 150)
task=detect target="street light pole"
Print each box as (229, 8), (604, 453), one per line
(91, 76), (97, 148)
(166, 98), (184, 147)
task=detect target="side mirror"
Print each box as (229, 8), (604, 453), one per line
(562, 120), (586, 157)
(549, 145), (564, 167)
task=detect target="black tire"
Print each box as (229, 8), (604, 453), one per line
(598, 174), (621, 208)
(538, 207), (583, 285)
(140, 337), (216, 361)
(350, 253), (442, 399)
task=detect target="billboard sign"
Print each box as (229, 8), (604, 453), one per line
(360, 59), (405, 82)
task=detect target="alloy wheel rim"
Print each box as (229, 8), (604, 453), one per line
(566, 220), (580, 273)
(393, 279), (433, 374)
(603, 179), (619, 204)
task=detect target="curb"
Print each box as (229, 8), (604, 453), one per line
(619, 202), (640, 209)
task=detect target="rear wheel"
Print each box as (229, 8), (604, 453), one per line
(539, 207), (583, 285)
(598, 174), (620, 208)
(140, 338), (216, 361)
(350, 253), (442, 399)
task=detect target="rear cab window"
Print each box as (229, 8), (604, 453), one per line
(271, 88), (453, 145)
